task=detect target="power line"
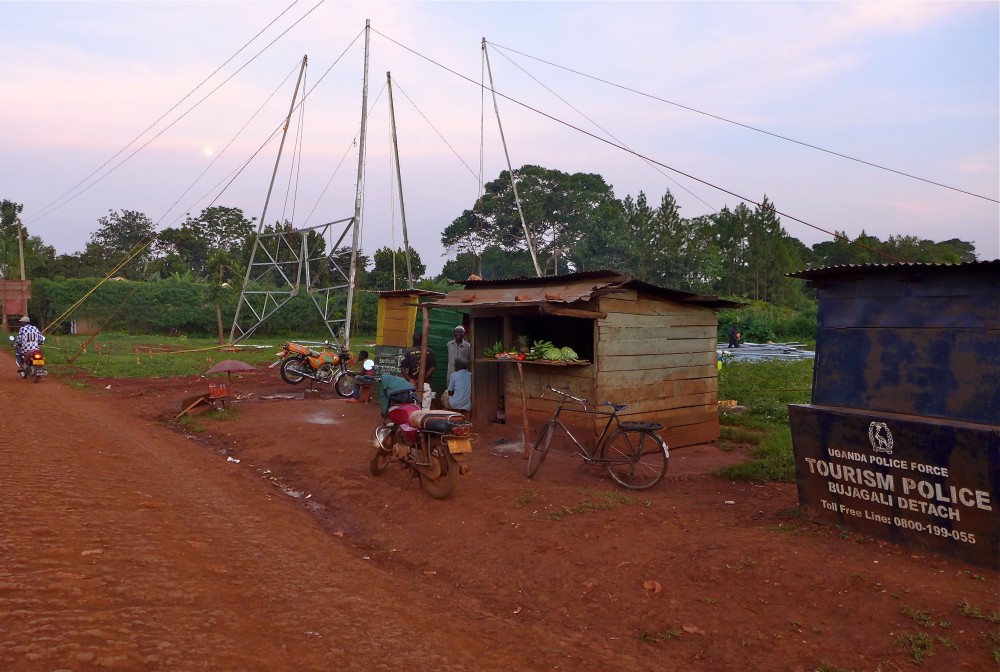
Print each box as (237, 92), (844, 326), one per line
(29, 1), (325, 226)
(371, 29), (906, 263)
(490, 46), (718, 213)
(486, 40), (999, 205)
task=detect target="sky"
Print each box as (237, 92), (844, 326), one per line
(1, 0), (997, 277)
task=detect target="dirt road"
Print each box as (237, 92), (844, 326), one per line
(1, 358), (997, 671)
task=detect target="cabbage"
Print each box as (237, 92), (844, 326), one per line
(543, 348), (563, 361)
(561, 347), (578, 361)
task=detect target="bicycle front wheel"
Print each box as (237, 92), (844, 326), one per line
(526, 421), (555, 478)
(601, 429), (669, 490)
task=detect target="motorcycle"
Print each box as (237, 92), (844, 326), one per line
(271, 340), (355, 397)
(369, 381), (473, 499)
(9, 335), (47, 383)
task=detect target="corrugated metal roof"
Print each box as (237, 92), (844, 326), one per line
(433, 269), (741, 310)
(787, 259), (1000, 280)
(368, 288), (446, 299)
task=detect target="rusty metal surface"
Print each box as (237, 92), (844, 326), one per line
(434, 270), (740, 310)
(807, 263), (1000, 425)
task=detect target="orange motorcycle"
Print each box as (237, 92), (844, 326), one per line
(272, 340), (355, 397)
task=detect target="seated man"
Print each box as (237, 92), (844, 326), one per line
(347, 351), (377, 404)
(442, 357), (472, 416)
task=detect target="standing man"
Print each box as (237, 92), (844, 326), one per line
(445, 325), (472, 381)
(442, 325), (473, 408)
(400, 333), (436, 411)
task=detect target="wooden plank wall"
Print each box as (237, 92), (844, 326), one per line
(501, 361), (598, 452)
(595, 291), (719, 448)
(497, 291), (721, 449)
(376, 296), (417, 347)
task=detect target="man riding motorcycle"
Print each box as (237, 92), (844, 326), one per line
(13, 315), (44, 370)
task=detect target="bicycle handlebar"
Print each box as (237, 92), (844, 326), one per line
(547, 386), (628, 412)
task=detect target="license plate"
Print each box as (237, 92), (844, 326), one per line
(32, 359), (44, 366)
(446, 437), (472, 454)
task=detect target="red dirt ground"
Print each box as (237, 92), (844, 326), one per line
(2, 357), (997, 671)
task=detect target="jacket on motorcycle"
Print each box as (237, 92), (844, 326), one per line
(14, 324), (44, 352)
(379, 374), (416, 418)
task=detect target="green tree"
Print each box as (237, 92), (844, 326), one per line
(439, 246), (538, 281)
(86, 209), (157, 279)
(365, 246), (426, 291)
(441, 165), (618, 275)
(157, 206), (256, 280)
(0, 199), (55, 280)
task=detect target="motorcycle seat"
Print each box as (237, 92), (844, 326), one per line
(409, 410), (469, 434)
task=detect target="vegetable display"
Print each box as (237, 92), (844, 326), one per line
(482, 338), (583, 363)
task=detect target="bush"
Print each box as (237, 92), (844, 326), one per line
(30, 277), (379, 337)
(718, 300), (817, 343)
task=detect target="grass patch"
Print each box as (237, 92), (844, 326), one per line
(713, 359), (812, 483)
(43, 332), (377, 380)
(535, 490), (647, 521)
(715, 424), (796, 482)
(516, 490), (539, 507)
(897, 631), (934, 663)
(719, 425), (763, 445)
(902, 605), (934, 627)
(988, 631), (1000, 663)
(178, 415), (207, 433)
(815, 663), (850, 672)
(638, 628), (681, 643)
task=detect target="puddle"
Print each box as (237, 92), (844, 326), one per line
(305, 413), (339, 425)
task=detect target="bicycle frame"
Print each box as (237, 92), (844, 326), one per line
(526, 386), (670, 490)
(544, 400), (619, 463)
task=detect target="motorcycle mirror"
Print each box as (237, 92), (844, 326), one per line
(363, 359), (375, 372)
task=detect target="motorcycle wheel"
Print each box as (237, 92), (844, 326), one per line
(31, 366), (40, 383)
(279, 357), (306, 385)
(370, 426), (395, 475)
(335, 371), (356, 398)
(18, 367), (27, 380)
(420, 445), (457, 499)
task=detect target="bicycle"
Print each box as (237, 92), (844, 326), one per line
(525, 386), (670, 490)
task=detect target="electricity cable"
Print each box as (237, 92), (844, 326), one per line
(28, 1), (327, 227)
(373, 29), (906, 263)
(486, 40), (999, 205)
(30, 1), (304, 224)
(391, 80), (482, 186)
(490, 46), (718, 212)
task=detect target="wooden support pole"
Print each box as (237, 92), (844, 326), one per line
(517, 361), (529, 459)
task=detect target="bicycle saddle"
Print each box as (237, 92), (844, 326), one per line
(604, 402), (628, 412)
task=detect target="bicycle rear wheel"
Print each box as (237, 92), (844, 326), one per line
(526, 421), (555, 478)
(601, 429), (668, 490)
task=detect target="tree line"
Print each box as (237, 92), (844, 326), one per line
(439, 165), (978, 310)
(0, 165), (979, 335)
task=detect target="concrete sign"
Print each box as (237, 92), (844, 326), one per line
(789, 404), (999, 567)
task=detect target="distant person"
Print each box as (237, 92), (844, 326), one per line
(400, 333), (436, 411)
(728, 325), (740, 349)
(13, 315), (44, 370)
(443, 357), (472, 415)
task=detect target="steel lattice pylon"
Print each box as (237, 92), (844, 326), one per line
(228, 216), (357, 345)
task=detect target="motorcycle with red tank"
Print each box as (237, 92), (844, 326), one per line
(369, 378), (473, 499)
(271, 340), (355, 397)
